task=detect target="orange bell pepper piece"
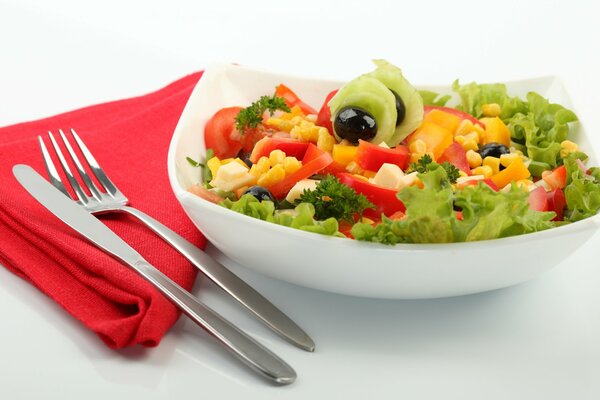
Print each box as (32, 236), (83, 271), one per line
(490, 157), (531, 188)
(479, 117), (511, 147)
(408, 121), (453, 160)
(423, 109), (462, 133)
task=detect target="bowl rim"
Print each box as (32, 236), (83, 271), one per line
(167, 63), (600, 251)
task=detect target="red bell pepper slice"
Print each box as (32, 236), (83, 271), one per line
(542, 165), (567, 190)
(424, 105), (485, 128)
(275, 84), (317, 115)
(316, 89), (338, 134)
(249, 137), (310, 164)
(437, 141), (471, 174)
(547, 188), (566, 221)
(336, 172), (405, 219)
(355, 140), (410, 172)
(269, 144), (333, 199)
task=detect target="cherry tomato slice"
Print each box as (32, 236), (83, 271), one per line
(204, 107), (243, 158)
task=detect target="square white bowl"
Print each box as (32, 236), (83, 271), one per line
(168, 63), (600, 299)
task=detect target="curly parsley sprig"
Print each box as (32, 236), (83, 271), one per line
(408, 154), (461, 184)
(234, 95), (290, 132)
(295, 176), (374, 222)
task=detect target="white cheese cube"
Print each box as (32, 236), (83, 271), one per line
(378, 142), (390, 149)
(456, 175), (485, 185)
(397, 171), (419, 190)
(209, 161), (252, 192)
(371, 163), (404, 189)
(285, 179), (319, 203)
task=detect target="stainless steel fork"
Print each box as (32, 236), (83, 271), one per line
(38, 129), (314, 353)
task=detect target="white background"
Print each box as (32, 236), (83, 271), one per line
(1, 0), (599, 398)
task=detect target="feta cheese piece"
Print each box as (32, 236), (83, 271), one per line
(456, 174), (485, 185)
(210, 162), (253, 192)
(378, 141), (390, 149)
(285, 179), (319, 203)
(397, 171), (419, 190)
(371, 163), (404, 189)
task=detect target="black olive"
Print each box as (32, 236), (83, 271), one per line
(478, 143), (510, 159)
(390, 90), (406, 126)
(243, 155), (253, 168)
(334, 106), (377, 144)
(243, 186), (276, 203)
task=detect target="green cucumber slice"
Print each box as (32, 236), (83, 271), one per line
(368, 60), (423, 146)
(328, 75), (397, 145)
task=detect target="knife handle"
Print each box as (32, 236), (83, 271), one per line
(119, 205), (314, 352)
(131, 259), (296, 384)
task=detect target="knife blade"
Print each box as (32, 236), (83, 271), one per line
(13, 164), (296, 385)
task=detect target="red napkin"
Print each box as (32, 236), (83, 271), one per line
(0, 71), (206, 348)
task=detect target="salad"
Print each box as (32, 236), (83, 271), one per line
(188, 60), (600, 244)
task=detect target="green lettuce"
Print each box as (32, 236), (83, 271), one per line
(563, 156), (600, 222)
(221, 194), (344, 237)
(351, 165), (555, 244)
(419, 90), (451, 107)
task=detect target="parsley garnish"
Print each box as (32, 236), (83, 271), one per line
(295, 175), (374, 222)
(234, 95), (290, 132)
(408, 154), (461, 184)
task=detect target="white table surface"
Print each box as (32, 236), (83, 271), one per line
(1, 1), (599, 398)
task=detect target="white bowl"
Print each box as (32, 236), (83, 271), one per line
(168, 63), (600, 299)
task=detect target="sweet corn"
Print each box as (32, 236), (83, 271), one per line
(483, 156), (501, 175)
(409, 139), (427, 154)
(455, 120), (475, 136)
(466, 150), (483, 168)
(560, 140), (578, 158)
(317, 128), (335, 152)
(257, 164), (286, 187)
(500, 153), (520, 168)
(207, 156), (221, 178)
(454, 135), (466, 145)
(515, 179), (534, 190)
(290, 121), (321, 142)
(345, 161), (364, 175)
(249, 156), (270, 177)
(268, 149), (286, 166)
(458, 170), (469, 178)
(283, 156), (302, 174)
(471, 165), (493, 178)
(265, 117), (295, 132)
(482, 103), (501, 117)
(462, 138), (479, 152)
(473, 124), (486, 143)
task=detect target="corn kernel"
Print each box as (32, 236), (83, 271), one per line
(409, 139), (427, 154)
(455, 120), (475, 136)
(257, 164), (286, 187)
(268, 149), (286, 166)
(515, 179), (534, 190)
(462, 139), (479, 152)
(363, 170), (377, 179)
(207, 156), (222, 178)
(483, 156), (501, 175)
(482, 103), (501, 117)
(560, 140), (578, 158)
(499, 153), (519, 168)
(472, 165), (493, 178)
(466, 150), (483, 168)
(283, 157), (302, 175)
(410, 153), (424, 164)
(464, 131), (480, 144)
(249, 157), (270, 177)
(454, 135), (466, 145)
(317, 128), (334, 153)
(345, 161), (364, 175)
(473, 124), (486, 142)
(459, 170), (469, 178)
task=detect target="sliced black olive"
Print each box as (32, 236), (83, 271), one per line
(334, 106), (377, 144)
(478, 143), (510, 159)
(243, 186), (276, 203)
(390, 90), (406, 126)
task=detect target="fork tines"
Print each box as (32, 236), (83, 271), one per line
(39, 129), (123, 205)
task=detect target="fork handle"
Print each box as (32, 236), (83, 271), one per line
(130, 260), (296, 384)
(119, 205), (315, 352)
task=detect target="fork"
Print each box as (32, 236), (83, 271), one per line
(38, 129), (314, 352)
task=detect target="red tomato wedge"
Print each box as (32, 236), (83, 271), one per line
(269, 144), (333, 199)
(249, 137), (310, 164)
(275, 84), (317, 115)
(316, 89), (338, 134)
(528, 186), (549, 212)
(438, 142), (471, 174)
(542, 165), (567, 190)
(204, 106), (243, 158)
(547, 188), (566, 221)
(424, 105), (485, 128)
(355, 140), (410, 171)
(336, 172), (405, 219)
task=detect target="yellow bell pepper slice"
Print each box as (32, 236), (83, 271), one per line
(479, 117), (511, 147)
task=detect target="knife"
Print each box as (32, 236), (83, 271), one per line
(13, 164), (296, 385)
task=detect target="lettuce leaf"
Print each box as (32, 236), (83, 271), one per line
(563, 156), (600, 222)
(451, 80), (528, 120)
(419, 90), (451, 107)
(351, 166), (555, 245)
(221, 194), (344, 236)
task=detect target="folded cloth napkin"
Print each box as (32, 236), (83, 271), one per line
(0, 71), (205, 348)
